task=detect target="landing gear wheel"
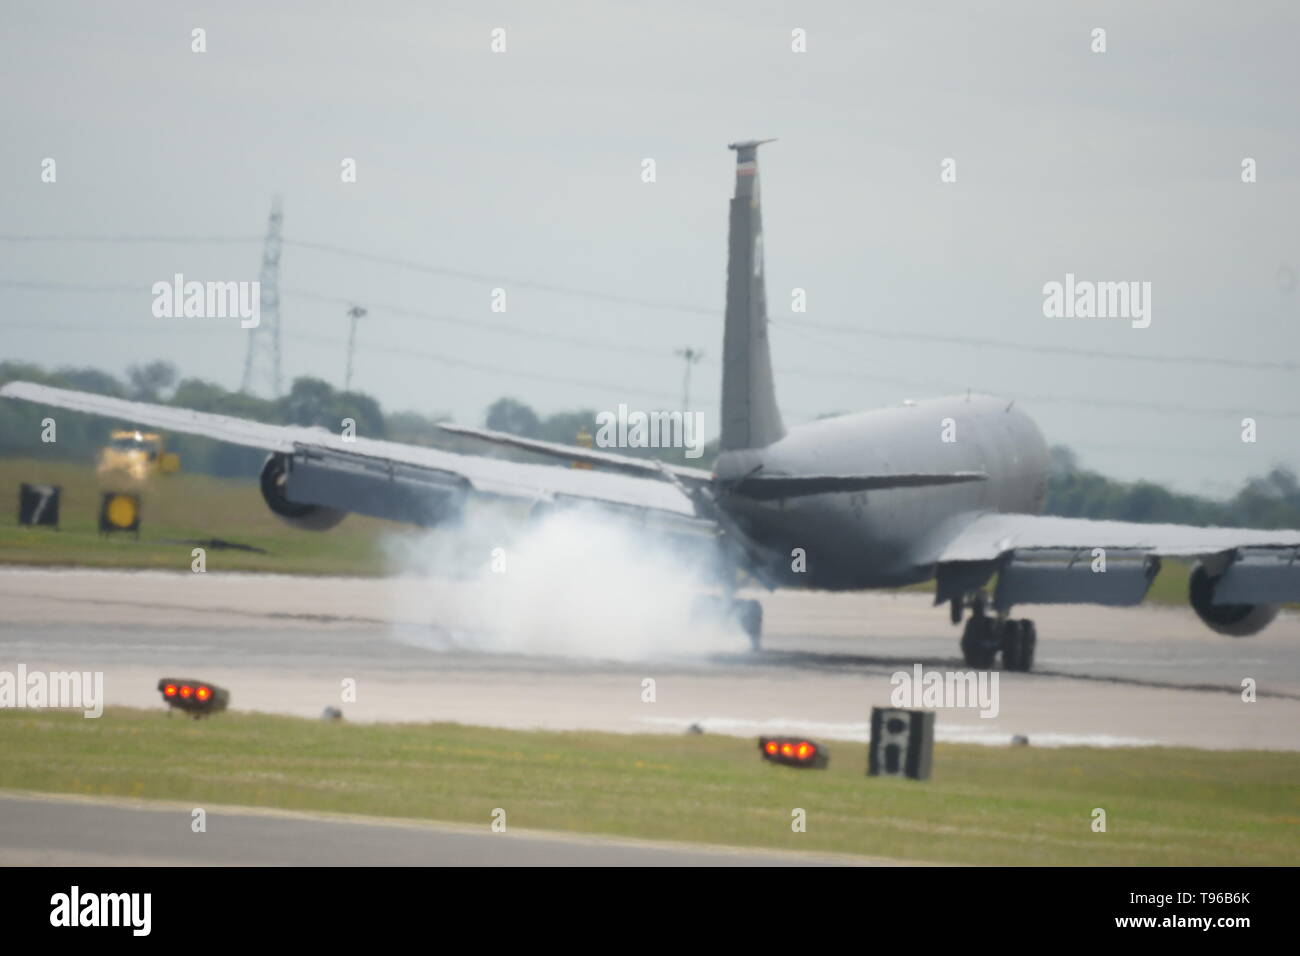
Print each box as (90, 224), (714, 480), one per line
(1001, 619), (1037, 672)
(737, 599), (763, 651)
(960, 616), (997, 669)
(1001, 620), (1023, 671)
(1019, 620), (1036, 671)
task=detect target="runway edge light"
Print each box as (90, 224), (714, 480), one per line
(158, 678), (229, 718)
(758, 736), (829, 769)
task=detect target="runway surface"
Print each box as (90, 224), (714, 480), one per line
(3, 566), (1298, 751)
(0, 792), (863, 867)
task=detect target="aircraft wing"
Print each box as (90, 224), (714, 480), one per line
(933, 510), (1300, 610)
(0, 382), (701, 524)
(938, 512), (1300, 561)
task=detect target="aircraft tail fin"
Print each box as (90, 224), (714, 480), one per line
(720, 139), (785, 452)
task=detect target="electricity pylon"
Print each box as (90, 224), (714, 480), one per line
(241, 196), (284, 396)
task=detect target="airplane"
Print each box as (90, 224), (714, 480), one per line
(5, 139), (1300, 671)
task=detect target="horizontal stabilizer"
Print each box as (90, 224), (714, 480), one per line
(436, 422), (713, 483)
(731, 471), (987, 500)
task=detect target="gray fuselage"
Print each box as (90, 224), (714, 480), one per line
(715, 393), (1050, 590)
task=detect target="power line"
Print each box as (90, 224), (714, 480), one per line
(1, 232), (1291, 373)
(283, 289), (673, 360)
(0, 280), (138, 292)
(780, 316), (1297, 373)
(290, 331), (686, 407)
(285, 239), (716, 318)
(4, 282), (1299, 421)
(0, 234), (259, 244)
(768, 320), (1300, 419)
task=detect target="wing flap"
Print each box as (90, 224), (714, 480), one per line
(1215, 547), (1300, 604)
(992, 548), (1158, 610)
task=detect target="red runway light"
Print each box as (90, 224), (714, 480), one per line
(758, 736), (828, 769)
(157, 677), (229, 719)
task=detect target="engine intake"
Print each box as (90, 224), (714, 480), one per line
(260, 453), (348, 531)
(1189, 563), (1278, 637)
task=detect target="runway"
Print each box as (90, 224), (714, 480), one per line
(0, 792), (864, 867)
(2, 566), (1298, 751)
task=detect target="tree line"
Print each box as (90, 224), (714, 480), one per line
(3, 360), (1298, 530)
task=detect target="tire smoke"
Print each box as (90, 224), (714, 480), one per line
(383, 503), (744, 660)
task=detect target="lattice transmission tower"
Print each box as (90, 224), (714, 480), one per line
(241, 196), (284, 396)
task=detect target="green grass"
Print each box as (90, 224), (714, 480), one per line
(1, 708), (1297, 864)
(0, 457), (408, 575)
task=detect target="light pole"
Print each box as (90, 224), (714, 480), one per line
(675, 346), (703, 411)
(345, 305), (367, 391)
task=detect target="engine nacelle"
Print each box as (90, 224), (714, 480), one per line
(1189, 563), (1278, 637)
(259, 453), (347, 531)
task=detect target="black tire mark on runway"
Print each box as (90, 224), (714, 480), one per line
(720, 649), (1300, 701)
(8, 590), (394, 627)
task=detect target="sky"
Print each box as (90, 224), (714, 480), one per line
(1, 0), (1297, 495)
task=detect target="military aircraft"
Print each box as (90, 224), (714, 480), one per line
(6, 140), (1299, 670)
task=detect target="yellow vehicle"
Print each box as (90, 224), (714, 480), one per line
(97, 429), (180, 483)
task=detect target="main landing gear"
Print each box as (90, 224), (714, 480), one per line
(956, 596), (1037, 672)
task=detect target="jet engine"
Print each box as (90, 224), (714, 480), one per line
(1188, 562), (1278, 636)
(259, 453), (347, 531)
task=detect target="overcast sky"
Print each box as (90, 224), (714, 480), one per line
(2, 0), (1297, 494)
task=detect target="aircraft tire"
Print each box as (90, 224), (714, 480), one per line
(1001, 620), (1037, 672)
(960, 617), (997, 669)
(1001, 620), (1023, 671)
(1019, 620), (1037, 672)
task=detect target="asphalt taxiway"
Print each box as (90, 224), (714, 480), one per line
(0, 792), (869, 867)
